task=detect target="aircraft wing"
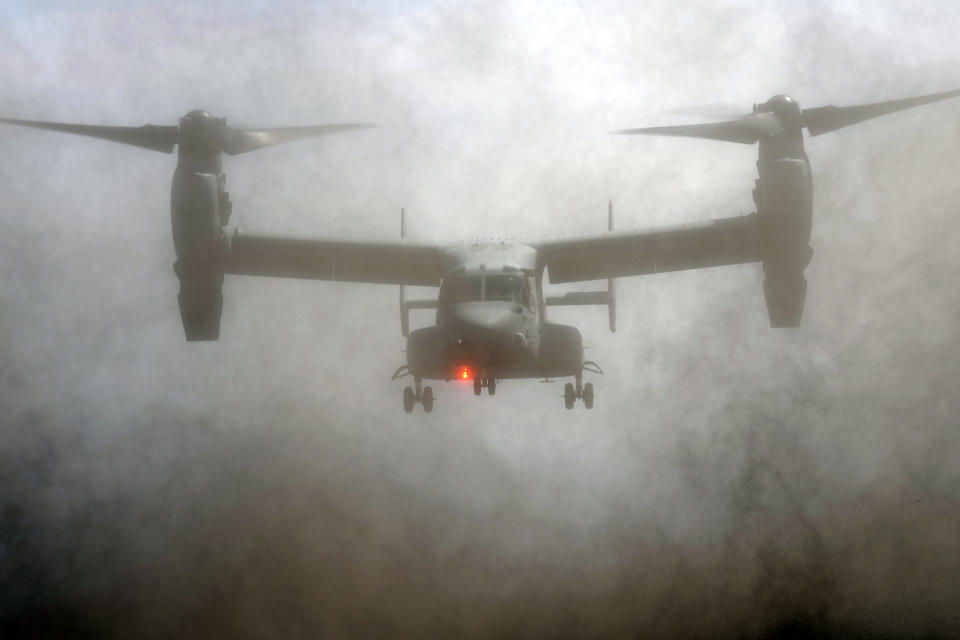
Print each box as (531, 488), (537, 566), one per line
(540, 214), (761, 283)
(225, 230), (449, 286)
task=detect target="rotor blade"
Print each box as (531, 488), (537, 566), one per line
(664, 103), (751, 120)
(612, 112), (782, 144)
(0, 117), (178, 152)
(222, 123), (376, 155)
(802, 88), (960, 136)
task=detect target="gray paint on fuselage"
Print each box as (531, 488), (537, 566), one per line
(409, 240), (581, 381)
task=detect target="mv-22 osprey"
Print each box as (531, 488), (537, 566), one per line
(3, 88), (958, 411)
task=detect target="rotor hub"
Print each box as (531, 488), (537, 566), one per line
(178, 109), (225, 155)
(757, 95), (801, 118)
(180, 109), (222, 125)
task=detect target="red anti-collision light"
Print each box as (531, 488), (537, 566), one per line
(457, 366), (473, 381)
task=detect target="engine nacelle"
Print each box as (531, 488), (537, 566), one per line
(755, 157), (813, 328)
(170, 170), (227, 341)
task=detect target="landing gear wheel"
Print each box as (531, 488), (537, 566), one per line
(422, 386), (434, 413)
(488, 378), (496, 395)
(474, 378), (482, 396)
(582, 382), (594, 410)
(403, 386), (415, 413)
(563, 382), (576, 410)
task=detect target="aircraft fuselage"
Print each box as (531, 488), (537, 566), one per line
(405, 241), (585, 384)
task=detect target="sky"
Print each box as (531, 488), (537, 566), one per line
(1, 1), (959, 638)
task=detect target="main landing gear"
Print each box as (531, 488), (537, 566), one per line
(403, 377), (434, 413)
(473, 377), (496, 396)
(563, 372), (595, 410)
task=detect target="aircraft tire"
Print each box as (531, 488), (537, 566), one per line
(564, 383), (576, 410)
(488, 378), (496, 395)
(403, 386), (416, 413)
(474, 378), (482, 396)
(422, 386), (434, 413)
(583, 382), (594, 410)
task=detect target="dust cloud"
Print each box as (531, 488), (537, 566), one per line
(2, 1), (960, 638)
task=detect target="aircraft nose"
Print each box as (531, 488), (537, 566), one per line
(450, 303), (522, 341)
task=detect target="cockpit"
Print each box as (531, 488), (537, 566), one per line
(439, 274), (532, 306)
(439, 275), (483, 303)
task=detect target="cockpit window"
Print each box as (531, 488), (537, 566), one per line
(440, 273), (531, 306)
(439, 275), (482, 303)
(484, 275), (523, 302)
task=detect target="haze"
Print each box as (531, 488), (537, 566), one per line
(1, 1), (959, 637)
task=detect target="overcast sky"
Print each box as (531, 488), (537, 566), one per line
(1, 2), (959, 638)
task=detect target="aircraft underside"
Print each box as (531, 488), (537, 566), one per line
(393, 323), (602, 412)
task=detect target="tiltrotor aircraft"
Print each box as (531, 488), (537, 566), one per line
(3, 87), (958, 412)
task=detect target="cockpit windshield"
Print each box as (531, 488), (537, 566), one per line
(439, 275), (482, 303)
(439, 274), (529, 305)
(484, 275), (523, 302)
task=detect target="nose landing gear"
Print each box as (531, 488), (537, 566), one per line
(403, 377), (434, 413)
(473, 376), (497, 396)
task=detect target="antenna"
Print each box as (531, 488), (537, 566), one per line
(607, 199), (616, 332)
(399, 207), (407, 336)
